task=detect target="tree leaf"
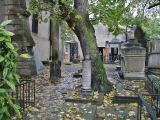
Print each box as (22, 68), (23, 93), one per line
(5, 42), (14, 49)
(3, 67), (8, 79)
(20, 53), (32, 58)
(4, 79), (15, 91)
(7, 72), (13, 80)
(13, 74), (20, 83)
(5, 110), (10, 117)
(0, 20), (12, 27)
(0, 96), (4, 106)
(12, 104), (21, 115)
(0, 56), (4, 62)
(5, 36), (11, 42)
(0, 107), (7, 114)
(3, 30), (15, 36)
(0, 82), (4, 87)
(0, 113), (3, 119)
(0, 88), (6, 93)
(0, 37), (5, 41)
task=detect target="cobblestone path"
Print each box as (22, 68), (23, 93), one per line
(12, 63), (118, 120)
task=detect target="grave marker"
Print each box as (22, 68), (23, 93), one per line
(82, 55), (91, 91)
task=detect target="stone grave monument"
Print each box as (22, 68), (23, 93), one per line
(147, 39), (160, 68)
(81, 55), (91, 91)
(121, 38), (146, 80)
(4, 0), (37, 77)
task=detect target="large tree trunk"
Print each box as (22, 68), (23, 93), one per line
(60, 0), (113, 92)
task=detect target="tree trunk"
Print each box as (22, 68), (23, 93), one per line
(60, 0), (113, 92)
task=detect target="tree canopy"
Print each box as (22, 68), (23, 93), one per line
(27, 0), (160, 92)
(28, 0), (159, 37)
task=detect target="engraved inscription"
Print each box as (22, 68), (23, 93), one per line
(82, 60), (91, 90)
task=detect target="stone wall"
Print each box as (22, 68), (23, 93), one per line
(0, 0), (4, 23)
(148, 54), (160, 68)
(148, 39), (160, 68)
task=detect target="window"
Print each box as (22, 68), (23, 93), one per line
(32, 14), (38, 33)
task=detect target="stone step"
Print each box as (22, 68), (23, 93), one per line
(65, 91), (104, 105)
(53, 102), (97, 120)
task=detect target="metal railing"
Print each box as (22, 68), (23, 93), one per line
(137, 93), (160, 120)
(152, 78), (160, 96)
(10, 79), (35, 114)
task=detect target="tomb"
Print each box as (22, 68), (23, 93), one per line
(121, 38), (146, 80)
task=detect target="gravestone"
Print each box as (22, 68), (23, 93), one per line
(50, 60), (61, 82)
(82, 55), (91, 91)
(134, 26), (147, 48)
(148, 39), (160, 68)
(4, 0), (40, 77)
(134, 26), (149, 66)
(121, 38), (146, 80)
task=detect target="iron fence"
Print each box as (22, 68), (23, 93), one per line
(151, 77), (160, 96)
(137, 93), (160, 120)
(10, 79), (35, 114)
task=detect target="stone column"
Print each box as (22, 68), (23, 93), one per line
(50, 22), (61, 81)
(82, 55), (91, 91)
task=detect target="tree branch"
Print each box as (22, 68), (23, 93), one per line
(148, 1), (160, 9)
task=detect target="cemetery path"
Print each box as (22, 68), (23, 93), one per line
(12, 64), (83, 120)
(12, 63), (152, 120)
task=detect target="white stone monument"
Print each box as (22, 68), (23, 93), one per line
(121, 38), (146, 80)
(82, 55), (91, 91)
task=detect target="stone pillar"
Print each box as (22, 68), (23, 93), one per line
(121, 38), (146, 80)
(82, 55), (91, 91)
(50, 22), (61, 81)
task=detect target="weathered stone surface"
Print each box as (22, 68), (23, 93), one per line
(134, 26), (147, 48)
(82, 57), (91, 91)
(105, 106), (137, 120)
(65, 92), (104, 105)
(121, 38), (146, 80)
(114, 80), (146, 103)
(53, 102), (97, 120)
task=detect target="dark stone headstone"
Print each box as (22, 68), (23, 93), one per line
(134, 26), (147, 48)
(50, 61), (61, 81)
(134, 26), (148, 65)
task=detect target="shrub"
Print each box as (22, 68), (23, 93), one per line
(0, 20), (31, 119)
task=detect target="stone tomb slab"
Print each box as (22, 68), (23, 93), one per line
(105, 106), (137, 120)
(53, 102), (97, 120)
(65, 91), (104, 105)
(113, 80), (146, 103)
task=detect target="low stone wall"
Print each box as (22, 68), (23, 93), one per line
(148, 54), (160, 68)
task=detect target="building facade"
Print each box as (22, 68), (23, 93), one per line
(0, 0), (63, 77)
(73, 24), (126, 63)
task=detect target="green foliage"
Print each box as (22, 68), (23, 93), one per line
(61, 21), (74, 41)
(0, 20), (21, 119)
(28, 0), (159, 37)
(141, 18), (160, 39)
(89, 0), (131, 36)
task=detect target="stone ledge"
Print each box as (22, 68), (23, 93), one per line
(65, 92), (104, 105)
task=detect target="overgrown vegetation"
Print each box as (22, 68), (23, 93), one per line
(0, 20), (31, 119)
